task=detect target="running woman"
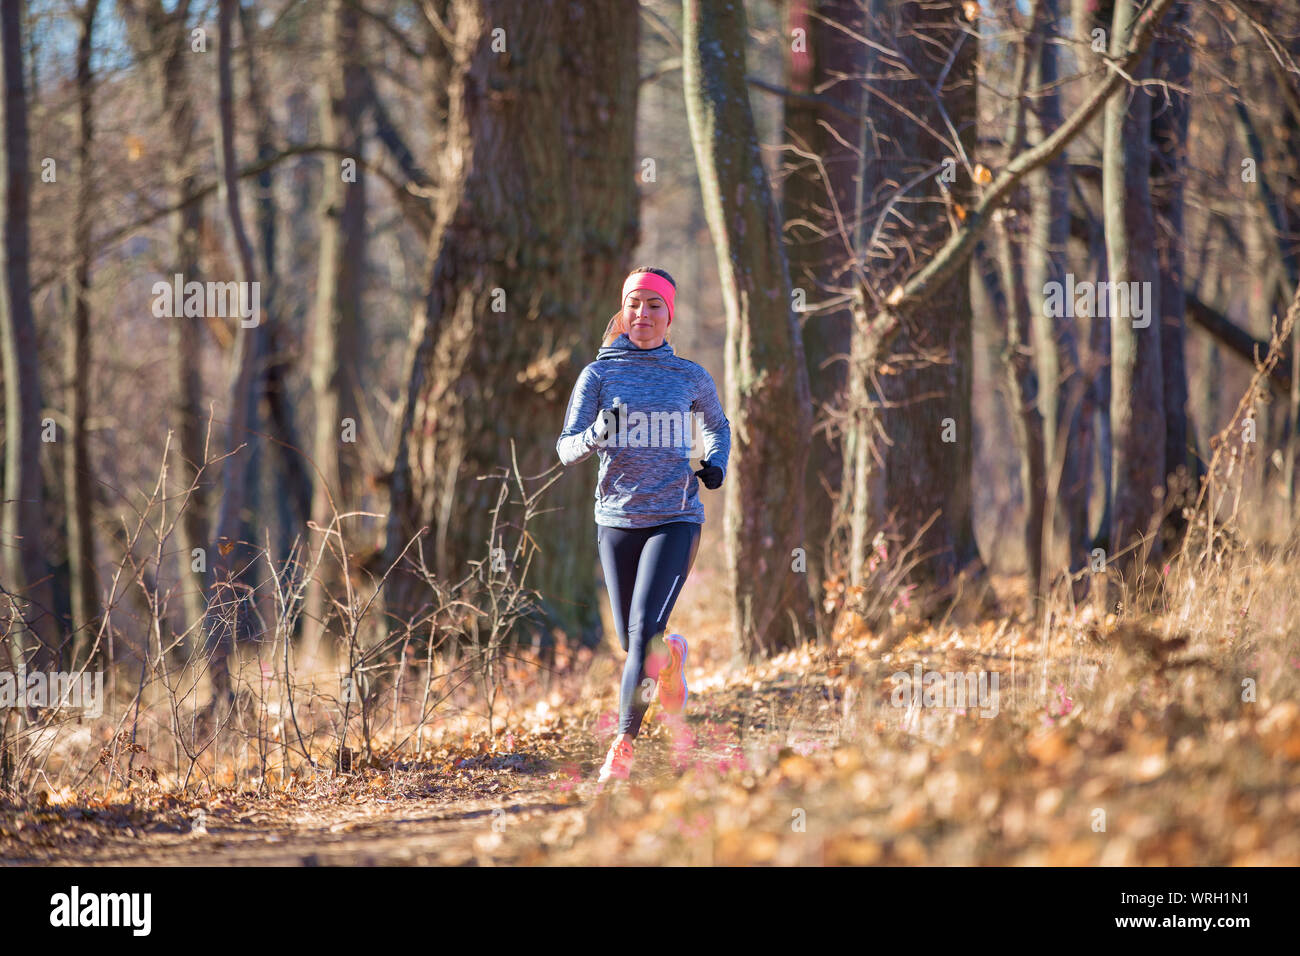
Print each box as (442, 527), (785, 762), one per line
(556, 266), (731, 785)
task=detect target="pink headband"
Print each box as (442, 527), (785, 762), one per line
(621, 273), (675, 320)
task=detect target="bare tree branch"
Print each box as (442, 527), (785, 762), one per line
(1186, 292), (1292, 394)
(31, 143), (431, 296)
(874, 0), (1178, 327)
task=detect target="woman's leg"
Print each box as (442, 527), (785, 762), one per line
(595, 523), (649, 655)
(617, 521), (702, 738)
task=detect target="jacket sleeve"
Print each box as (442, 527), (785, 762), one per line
(692, 366), (731, 480)
(556, 364), (603, 466)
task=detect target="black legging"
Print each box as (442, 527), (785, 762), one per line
(596, 521), (702, 737)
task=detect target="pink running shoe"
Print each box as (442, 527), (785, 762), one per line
(596, 736), (634, 784)
(657, 634), (689, 715)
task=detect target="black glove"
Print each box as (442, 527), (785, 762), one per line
(593, 402), (625, 444)
(694, 459), (723, 490)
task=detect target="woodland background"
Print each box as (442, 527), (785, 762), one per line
(0, 0), (1298, 866)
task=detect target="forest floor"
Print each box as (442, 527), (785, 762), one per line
(4, 535), (1300, 866)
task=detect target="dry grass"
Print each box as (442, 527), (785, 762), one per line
(4, 522), (1298, 865)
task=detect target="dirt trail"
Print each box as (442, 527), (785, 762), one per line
(23, 786), (584, 867)
(4, 672), (793, 866)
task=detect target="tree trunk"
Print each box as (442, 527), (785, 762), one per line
(65, 0), (100, 668)
(1274, 10), (1300, 523)
(683, 0), (816, 658)
(993, 1), (1047, 601)
(203, 0), (268, 700)
(844, 0), (979, 603)
(1104, 0), (1164, 568)
(781, 0), (865, 642)
(1027, 0), (1090, 575)
(1152, 1), (1192, 553)
(305, 0), (368, 657)
(995, 219), (1047, 599)
(1232, 5), (1300, 522)
(120, 0), (210, 639)
(238, 1), (313, 583)
(1071, 0), (1114, 557)
(384, 0), (639, 648)
(1, 0), (60, 670)
(167, 114), (209, 643)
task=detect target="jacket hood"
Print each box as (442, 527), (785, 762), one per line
(597, 332), (675, 362)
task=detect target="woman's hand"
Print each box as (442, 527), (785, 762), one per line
(694, 459), (723, 490)
(593, 402), (625, 443)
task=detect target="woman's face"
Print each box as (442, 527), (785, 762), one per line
(623, 287), (671, 349)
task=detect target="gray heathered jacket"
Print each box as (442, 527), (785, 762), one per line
(556, 332), (731, 528)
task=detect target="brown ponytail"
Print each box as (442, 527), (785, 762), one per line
(601, 311), (626, 348)
(602, 266), (677, 347)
